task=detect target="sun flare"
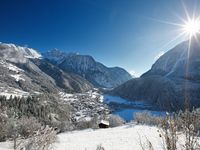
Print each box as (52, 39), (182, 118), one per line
(182, 19), (200, 36)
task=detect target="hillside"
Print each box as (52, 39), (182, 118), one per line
(0, 43), (94, 96)
(111, 37), (200, 110)
(0, 43), (110, 139)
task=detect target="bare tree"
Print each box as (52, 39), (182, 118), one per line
(17, 126), (56, 150)
(161, 110), (200, 150)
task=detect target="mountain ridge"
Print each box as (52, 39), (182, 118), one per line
(0, 42), (132, 98)
(111, 37), (200, 110)
(0, 43), (93, 96)
(43, 49), (132, 88)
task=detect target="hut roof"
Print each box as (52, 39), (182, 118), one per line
(100, 120), (109, 126)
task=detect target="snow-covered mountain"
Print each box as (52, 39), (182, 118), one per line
(142, 36), (200, 80)
(0, 43), (110, 137)
(0, 43), (93, 98)
(43, 49), (132, 88)
(111, 36), (200, 110)
(0, 42), (132, 98)
(0, 43), (41, 63)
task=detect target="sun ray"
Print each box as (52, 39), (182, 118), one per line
(146, 17), (183, 27)
(192, 1), (197, 20)
(147, 0), (200, 74)
(174, 13), (188, 25)
(147, 0), (200, 107)
(181, 0), (191, 22)
(159, 32), (186, 50)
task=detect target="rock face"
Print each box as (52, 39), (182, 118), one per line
(43, 49), (132, 88)
(112, 36), (200, 110)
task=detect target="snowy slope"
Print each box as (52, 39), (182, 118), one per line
(54, 124), (164, 150)
(0, 124), (157, 150)
(54, 124), (199, 150)
(0, 124), (195, 150)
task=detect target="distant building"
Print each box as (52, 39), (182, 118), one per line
(99, 120), (109, 128)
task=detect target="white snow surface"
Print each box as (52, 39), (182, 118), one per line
(0, 141), (13, 150)
(54, 124), (199, 150)
(0, 124), (199, 150)
(53, 124), (164, 150)
(23, 47), (41, 59)
(0, 60), (26, 81)
(7, 43), (42, 59)
(6, 63), (24, 73)
(0, 60), (23, 73)
(10, 74), (25, 82)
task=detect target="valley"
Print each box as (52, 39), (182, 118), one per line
(0, 40), (200, 150)
(1, 1), (200, 149)
(103, 95), (165, 121)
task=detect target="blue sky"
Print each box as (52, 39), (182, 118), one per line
(0, 0), (200, 76)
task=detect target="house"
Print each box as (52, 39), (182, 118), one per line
(99, 120), (109, 128)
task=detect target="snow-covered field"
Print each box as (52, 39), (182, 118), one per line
(0, 123), (199, 150)
(54, 124), (165, 150)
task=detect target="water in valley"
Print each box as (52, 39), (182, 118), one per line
(103, 95), (166, 121)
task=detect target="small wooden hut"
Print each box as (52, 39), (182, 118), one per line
(99, 120), (109, 128)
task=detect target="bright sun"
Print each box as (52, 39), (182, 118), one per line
(182, 19), (200, 36)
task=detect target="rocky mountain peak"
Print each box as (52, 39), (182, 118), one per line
(43, 49), (132, 88)
(0, 43), (41, 63)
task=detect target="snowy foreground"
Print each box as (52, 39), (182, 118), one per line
(54, 124), (164, 150)
(0, 123), (195, 150)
